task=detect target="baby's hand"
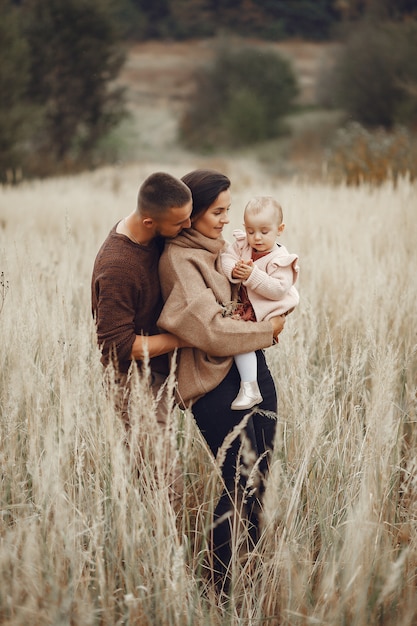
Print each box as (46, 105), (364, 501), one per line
(232, 259), (253, 280)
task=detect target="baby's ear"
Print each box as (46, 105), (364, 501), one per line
(278, 223), (285, 235)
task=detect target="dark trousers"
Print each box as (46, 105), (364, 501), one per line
(192, 350), (277, 585)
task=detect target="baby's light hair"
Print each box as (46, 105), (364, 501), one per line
(244, 196), (283, 225)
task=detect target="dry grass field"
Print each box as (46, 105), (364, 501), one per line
(1, 156), (417, 624)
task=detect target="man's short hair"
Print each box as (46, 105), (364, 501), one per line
(138, 172), (192, 217)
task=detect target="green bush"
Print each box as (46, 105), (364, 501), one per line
(326, 122), (417, 185)
(331, 19), (417, 128)
(180, 45), (299, 151)
(22, 0), (127, 177)
(0, 0), (128, 181)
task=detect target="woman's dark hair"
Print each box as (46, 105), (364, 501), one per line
(181, 169), (231, 221)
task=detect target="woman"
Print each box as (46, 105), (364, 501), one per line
(157, 169), (285, 589)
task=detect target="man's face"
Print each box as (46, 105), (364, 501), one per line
(154, 202), (193, 238)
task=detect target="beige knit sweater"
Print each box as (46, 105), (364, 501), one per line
(158, 228), (274, 406)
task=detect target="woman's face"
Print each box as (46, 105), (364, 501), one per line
(192, 189), (231, 239)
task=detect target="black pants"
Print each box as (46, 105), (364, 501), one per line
(192, 350), (277, 585)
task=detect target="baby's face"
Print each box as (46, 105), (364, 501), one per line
(244, 207), (283, 253)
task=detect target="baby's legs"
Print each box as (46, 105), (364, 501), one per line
(231, 352), (263, 411)
(234, 351), (258, 382)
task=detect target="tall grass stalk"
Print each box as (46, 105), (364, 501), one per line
(0, 164), (416, 624)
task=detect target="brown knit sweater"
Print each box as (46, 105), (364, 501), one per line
(158, 228), (274, 405)
(91, 224), (168, 375)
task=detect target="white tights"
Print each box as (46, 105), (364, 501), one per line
(234, 351), (257, 383)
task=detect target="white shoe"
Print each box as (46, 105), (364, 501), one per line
(231, 381), (263, 411)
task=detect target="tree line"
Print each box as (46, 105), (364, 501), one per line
(115, 0), (416, 40)
(1, 0), (417, 182)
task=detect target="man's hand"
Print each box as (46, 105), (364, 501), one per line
(232, 259), (254, 280)
(131, 333), (191, 360)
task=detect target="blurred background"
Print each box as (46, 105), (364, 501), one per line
(1, 0), (417, 185)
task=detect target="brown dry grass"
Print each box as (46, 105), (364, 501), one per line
(1, 164), (417, 624)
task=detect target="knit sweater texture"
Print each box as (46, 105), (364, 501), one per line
(221, 229), (300, 320)
(158, 228), (274, 405)
(91, 224), (168, 375)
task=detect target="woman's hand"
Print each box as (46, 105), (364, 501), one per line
(270, 314), (286, 343)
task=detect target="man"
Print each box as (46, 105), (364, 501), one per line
(92, 171), (192, 383)
(91, 172), (192, 498)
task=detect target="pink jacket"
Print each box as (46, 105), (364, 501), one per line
(221, 229), (300, 321)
